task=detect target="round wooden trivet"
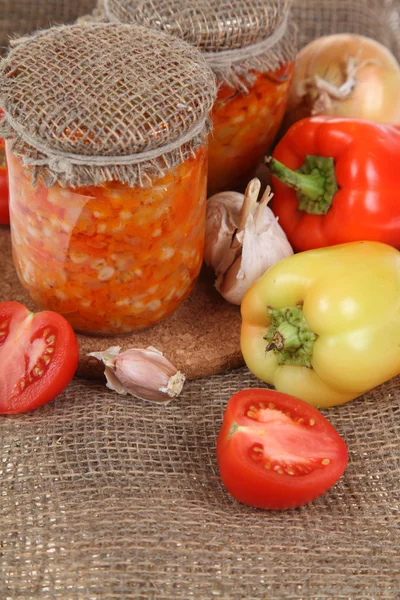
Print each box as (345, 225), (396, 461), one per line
(0, 226), (244, 380)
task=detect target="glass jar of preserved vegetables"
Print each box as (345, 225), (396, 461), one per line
(0, 23), (216, 335)
(207, 63), (294, 195)
(100, 0), (297, 195)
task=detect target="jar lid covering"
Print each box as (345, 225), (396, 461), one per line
(0, 23), (217, 187)
(100, 0), (297, 87)
(103, 0), (289, 51)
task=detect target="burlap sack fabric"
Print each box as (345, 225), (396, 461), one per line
(0, 0), (98, 53)
(99, 0), (297, 88)
(0, 1), (399, 599)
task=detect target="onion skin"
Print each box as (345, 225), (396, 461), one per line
(283, 34), (400, 131)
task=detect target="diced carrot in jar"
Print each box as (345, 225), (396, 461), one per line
(7, 146), (207, 335)
(207, 63), (294, 195)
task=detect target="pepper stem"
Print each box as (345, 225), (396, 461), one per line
(264, 305), (317, 368)
(266, 154), (338, 215)
(266, 321), (302, 353)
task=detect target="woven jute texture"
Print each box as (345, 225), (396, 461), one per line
(0, 0), (98, 54)
(1, 1), (400, 599)
(1, 372), (399, 598)
(0, 23), (216, 187)
(97, 0), (297, 87)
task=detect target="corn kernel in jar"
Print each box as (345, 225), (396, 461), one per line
(7, 146), (207, 335)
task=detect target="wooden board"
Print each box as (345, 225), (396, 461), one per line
(0, 226), (244, 380)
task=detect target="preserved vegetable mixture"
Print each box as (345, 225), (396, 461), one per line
(208, 63), (294, 195)
(7, 146), (207, 335)
(0, 111), (9, 224)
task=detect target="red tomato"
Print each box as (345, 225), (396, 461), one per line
(0, 301), (79, 414)
(0, 137), (9, 225)
(217, 389), (348, 510)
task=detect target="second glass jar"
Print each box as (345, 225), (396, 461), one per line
(207, 62), (294, 196)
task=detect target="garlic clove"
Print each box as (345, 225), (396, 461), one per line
(217, 254), (243, 305)
(104, 366), (128, 395)
(232, 178), (261, 246)
(88, 346), (185, 404)
(240, 208), (293, 281)
(204, 191), (243, 275)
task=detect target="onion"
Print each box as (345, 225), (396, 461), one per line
(283, 34), (400, 129)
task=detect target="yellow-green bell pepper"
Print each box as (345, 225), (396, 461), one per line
(240, 241), (400, 407)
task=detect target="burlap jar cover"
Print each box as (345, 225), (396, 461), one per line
(93, 0), (298, 195)
(0, 23), (216, 188)
(0, 1), (399, 599)
(97, 0), (297, 88)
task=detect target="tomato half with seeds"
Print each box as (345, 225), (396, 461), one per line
(0, 301), (79, 414)
(217, 389), (348, 510)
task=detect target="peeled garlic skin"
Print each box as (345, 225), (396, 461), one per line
(284, 34), (400, 130)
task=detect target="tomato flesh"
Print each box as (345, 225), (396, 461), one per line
(0, 301), (79, 414)
(217, 389), (348, 510)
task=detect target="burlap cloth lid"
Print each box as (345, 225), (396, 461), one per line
(99, 0), (297, 87)
(0, 22), (217, 188)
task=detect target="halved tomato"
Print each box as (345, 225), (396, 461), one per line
(0, 301), (79, 414)
(217, 389), (348, 510)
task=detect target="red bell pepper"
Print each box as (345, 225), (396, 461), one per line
(267, 117), (400, 251)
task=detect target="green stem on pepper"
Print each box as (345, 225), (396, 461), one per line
(264, 304), (317, 368)
(266, 154), (338, 215)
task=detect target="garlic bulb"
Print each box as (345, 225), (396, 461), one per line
(88, 346), (185, 404)
(204, 178), (293, 305)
